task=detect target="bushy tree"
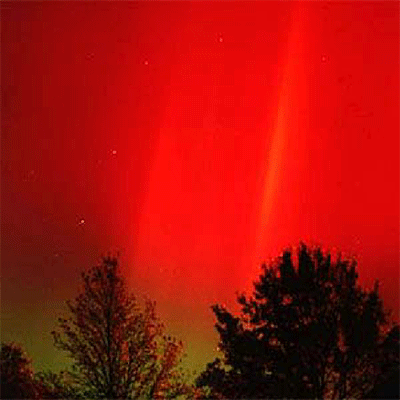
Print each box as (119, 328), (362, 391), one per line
(52, 255), (188, 399)
(0, 342), (38, 399)
(196, 243), (399, 399)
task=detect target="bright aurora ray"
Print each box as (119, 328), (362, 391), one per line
(251, 3), (304, 285)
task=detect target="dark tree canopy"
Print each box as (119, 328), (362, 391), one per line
(0, 342), (38, 399)
(52, 255), (188, 399)
(363, 325), (400, 399)
(196, 243), (399, 399)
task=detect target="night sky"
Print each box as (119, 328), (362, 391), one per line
(2, 1), (399, 375)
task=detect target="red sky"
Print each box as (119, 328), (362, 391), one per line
(2, 1), (399, 374)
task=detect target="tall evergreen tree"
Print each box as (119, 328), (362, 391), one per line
(196, 243), (399, 399)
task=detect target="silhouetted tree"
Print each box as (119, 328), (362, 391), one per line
(52, 255), (188, 399)
(196, 243), (399, 399)
(0, 342), (38, 399)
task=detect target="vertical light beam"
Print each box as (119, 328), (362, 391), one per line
(250, 3), (307, 284)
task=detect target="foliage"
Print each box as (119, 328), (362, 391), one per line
(363, 325), (399, 399)
(0, 342), (38, 399)
(34, 370), (83, 399)
(196, 243), (399, 399)
(52, 255), (188, 399)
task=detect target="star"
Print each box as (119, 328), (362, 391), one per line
(78, 218), (85, 225)
(112, 150), (117, 155)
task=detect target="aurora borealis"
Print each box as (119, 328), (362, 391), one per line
(2, 1), (399, 375)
